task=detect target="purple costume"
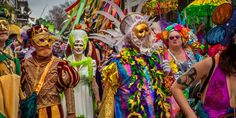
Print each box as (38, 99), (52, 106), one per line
(203, 65), (230, 118)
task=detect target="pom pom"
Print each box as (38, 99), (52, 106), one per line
(174, 24), (183, 31)
(162, 30), (169, 40)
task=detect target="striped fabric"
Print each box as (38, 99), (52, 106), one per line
(38, 104), (63, 118)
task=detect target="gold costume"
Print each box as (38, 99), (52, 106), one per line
(98, 62), (119, 118)
(0, 47), (20, 118)
(21, 54), (79, 117)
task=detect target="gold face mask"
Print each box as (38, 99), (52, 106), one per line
(32, 35), (55, 47)
(0, 19), (9, 32)
(132, 23), (150, 39)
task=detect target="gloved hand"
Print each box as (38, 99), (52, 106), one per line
(161, 60), (171, 75)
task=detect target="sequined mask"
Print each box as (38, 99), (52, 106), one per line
(31, 25), (55, 47)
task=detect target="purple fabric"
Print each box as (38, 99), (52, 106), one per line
(203, 65), (230, 118)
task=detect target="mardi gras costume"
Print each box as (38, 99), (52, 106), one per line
(0, 8), (21, 118)
(159, 24), (204, 80)
(196, 3), (236, 118)
(90, 1), (174, 117)
(20, 25), (79, 118)
(157, 23), (204, 117)
(62, 29), (99, 118)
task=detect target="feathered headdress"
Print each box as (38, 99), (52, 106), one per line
(89, 0), (154, 52)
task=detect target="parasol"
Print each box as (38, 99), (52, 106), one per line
(183, 0), (228, 26)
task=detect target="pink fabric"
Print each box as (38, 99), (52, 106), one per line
(170, 96), (180, 117)
(203, 65), (230, 118)
(124, 64), (132, 76)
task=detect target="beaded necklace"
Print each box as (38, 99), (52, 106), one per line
(119, 47), (171, 117)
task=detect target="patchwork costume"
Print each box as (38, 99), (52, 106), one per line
(90, 1), (174, 117)
(20, 25), (79, 118)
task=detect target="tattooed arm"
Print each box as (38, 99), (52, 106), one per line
(170, 57), (214, 117)
(177, 67), (197, 87)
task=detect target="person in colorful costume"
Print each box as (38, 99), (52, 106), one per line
(171, 30), (236, 118)
(62, 29), (100, 118)
(171, 4), (236, 117)
(0, 8), (21, 118)
(90, 1), (175, 117)
(52, 40), (65, 59)
(157, 24), (204, 117)
(20, 25), (79, 118)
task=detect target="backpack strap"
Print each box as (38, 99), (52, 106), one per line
(197, 57), (216, 99)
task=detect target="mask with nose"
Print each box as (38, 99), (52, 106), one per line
(69, 30), (88, 55)
(0, 19), (9, 32)
(28, 25), (56, 47)
(130, 22), (154, 55)
(120, 14), (155, 56)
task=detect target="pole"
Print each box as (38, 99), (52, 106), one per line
(40, 4), (48, 18)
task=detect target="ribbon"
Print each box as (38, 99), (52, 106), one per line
(71, 0), (87, 31)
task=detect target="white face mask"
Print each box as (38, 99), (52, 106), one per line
(130, 31), (154, 56)
(73, 39), (85, 54)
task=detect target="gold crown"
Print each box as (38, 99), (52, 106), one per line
(31, 25), (49, 37)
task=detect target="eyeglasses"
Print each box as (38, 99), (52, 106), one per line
(169, 35), (181, 40)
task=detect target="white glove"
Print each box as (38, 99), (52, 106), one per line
(161, 60), (171, 75)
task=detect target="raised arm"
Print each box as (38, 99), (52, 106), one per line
(170, 57), (213, 117)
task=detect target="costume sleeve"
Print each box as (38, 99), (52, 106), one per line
(98, 62), (119, 118)
(0, 74), (20, 118)
(19, 60), (27, 100)
(57, 60), (79, 114)
(57, 60), (79, 88)
(20, 59), (26, 86)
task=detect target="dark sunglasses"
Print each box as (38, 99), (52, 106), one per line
(169, 35), (181, 40)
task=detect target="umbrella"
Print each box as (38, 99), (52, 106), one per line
(182, 0), (228, 26)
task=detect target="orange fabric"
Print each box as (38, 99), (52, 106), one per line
(38, 108), (48, 118)
(51, 105), (61, 118)
(0, 74), (20, 118)
(38, 105), (61, 118)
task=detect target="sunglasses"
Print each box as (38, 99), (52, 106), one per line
(169, 35), (181, 40)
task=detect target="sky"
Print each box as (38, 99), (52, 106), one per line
(28, 0), (74, 19)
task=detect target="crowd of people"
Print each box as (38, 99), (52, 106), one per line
(0, 1), (235, 118)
